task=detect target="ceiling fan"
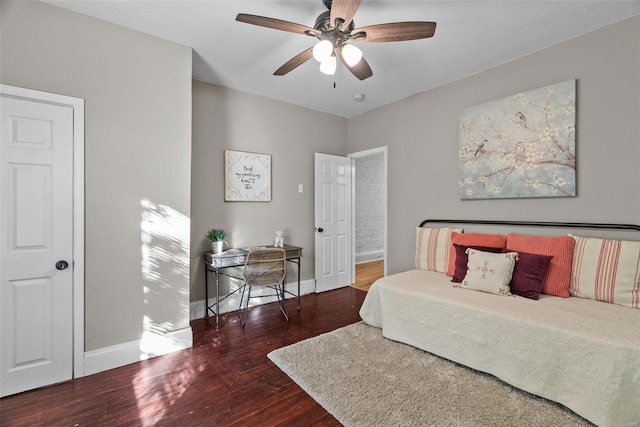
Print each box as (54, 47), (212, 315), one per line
(236, 0), (437, 80)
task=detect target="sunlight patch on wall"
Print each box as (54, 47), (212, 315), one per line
(140, 198), (190, 358)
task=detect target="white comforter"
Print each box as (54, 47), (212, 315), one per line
(360, 269), (640, 427)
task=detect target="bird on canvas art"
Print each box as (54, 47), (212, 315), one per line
(514, 142), (526, 162)
(474, 139), (488, 156)
(515, 112), (527, 128)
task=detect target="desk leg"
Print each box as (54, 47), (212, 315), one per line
(297, 257), (301, 310)
(204, 264), (209, 319)
(215, 269), (220, 330)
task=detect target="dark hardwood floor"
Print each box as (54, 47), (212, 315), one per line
(0, 287), (367, 426)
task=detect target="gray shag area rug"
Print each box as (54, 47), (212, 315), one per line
(268, 322), (593, 427)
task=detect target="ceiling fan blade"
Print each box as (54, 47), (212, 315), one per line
(337, 48), (373, 81)
(330, 0), (362, 31)
(236, 13), (320, 37)
(274, 47), (314, 76)
(353, 21), (436, 42)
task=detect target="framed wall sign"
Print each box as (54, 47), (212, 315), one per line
(224, 150), (271, 201)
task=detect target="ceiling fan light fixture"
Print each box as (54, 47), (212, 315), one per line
(312, 40), (334, 62)
(342, 44), (363, 67)
(319, 55), (337, 75)
(237, 0), (438, 81)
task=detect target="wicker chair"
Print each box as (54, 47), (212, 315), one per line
(238, 248), (289, 327)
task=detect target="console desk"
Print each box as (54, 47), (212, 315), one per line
(203, 245), (303, 329)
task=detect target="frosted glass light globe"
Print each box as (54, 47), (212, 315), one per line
(313, 40), (333, 62)
(319, 56), (337, 75)
(342, 44), (363, 67)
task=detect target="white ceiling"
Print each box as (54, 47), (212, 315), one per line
(44, 1), (640, 118)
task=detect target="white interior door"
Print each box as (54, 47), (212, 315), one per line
(0, 94), (74, 397)
(314, 153), (353, 292)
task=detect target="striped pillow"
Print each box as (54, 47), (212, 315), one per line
(570, 235), (640, 309)
(415, 227), (462, 273)
(506, 233), (575, 297)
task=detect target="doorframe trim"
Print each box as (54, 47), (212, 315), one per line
(1, 84), (85, 377)
(348, 146), (388, 278)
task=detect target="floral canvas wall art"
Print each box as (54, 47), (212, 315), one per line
(458, 79), (576, 199)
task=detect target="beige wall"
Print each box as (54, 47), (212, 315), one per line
(348, 16), (640, 274)
(1, 1), (193, 351)
(190, 80), (347, 302)
(3, 0), (638, 343)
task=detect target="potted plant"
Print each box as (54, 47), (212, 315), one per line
(206, 228), (226, 254)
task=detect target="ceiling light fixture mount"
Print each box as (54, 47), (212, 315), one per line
(309, 10), (362, 75)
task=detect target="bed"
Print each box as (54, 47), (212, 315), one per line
(360, 219), (640, 427)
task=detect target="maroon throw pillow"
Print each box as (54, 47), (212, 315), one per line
(508, 251), (553, 300)
(451, 244), (504, 283)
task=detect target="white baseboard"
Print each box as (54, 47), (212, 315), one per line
(83, 326), (193, 376)
(81, 280), (316, 376)
(356, 250), (384, 263)
(190, 279), (315, 320)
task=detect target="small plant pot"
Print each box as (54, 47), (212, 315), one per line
(211, 241), (226, 254)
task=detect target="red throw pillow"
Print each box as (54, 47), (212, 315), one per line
(446, 232), (507, 276)
(506, 233), (575, 298)
(508, 251), (553, 300)
(451, 244), (505, 283)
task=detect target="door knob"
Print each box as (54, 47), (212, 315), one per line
(56, 260), (69, 270)
(316, 227), (324, 233)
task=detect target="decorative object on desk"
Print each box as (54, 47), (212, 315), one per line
(458, 79), (576, 200)
(274, 230), (284, 247)
(224, 150), (271, 202)
(206, 228), (227, 254)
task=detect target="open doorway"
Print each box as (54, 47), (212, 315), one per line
(349, 147), (387, 291)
